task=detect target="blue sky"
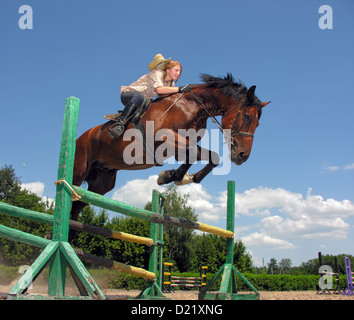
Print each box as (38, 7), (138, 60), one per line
(1, 0), (353, 267)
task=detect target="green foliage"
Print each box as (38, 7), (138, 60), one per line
(107, 216), (151, 269)
(239, 273), (349, 291)
(111, 273), (147, 290)
(160, 184), (198, 272)
(70, 206), (112, 260)
(0, 164), (21, 201)
(0, 164), (53, 266)
(189, 234), (225, 273)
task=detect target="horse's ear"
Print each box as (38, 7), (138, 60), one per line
(247, 86), (256, 102)
(261, 101), (271, 108)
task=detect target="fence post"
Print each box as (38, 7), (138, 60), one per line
(137, 189), (166, 299)
(199, 180), (259, 300)
(48, 97), (80, 296)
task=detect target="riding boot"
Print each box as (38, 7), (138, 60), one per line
(109, 102), (136, 139)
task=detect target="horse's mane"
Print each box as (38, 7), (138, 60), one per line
(152, 73), (262, 118)
(201, 73), (262, 118)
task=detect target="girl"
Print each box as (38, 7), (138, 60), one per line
(109, 54), (191, 138)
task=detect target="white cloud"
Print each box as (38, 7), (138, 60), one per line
(324, 166), (340, 172)
(344, 163), (354, 170)
(321, 163), (354, 172)
(20, 182), (54, 207)
(235, 187), (303, 218)
(112, 175), (225, 223)
(112, 175), (164, 208)
(176, 184), (224, 222)
(21, 181), (45, 198)
(111, 177), (354, 253)
(242, 232), (295, 250)
(235, 186), (354, 244)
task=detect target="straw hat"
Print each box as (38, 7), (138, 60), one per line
(148, 54), (171, 71)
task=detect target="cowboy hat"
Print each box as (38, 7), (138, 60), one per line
(148, 53), (171, 71)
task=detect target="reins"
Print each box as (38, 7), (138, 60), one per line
(158, 88), (255, 145)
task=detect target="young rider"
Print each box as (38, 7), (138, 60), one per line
(109, 54), (192, 138)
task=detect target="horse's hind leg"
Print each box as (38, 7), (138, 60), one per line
(70, 135), (91, 221)
(69, 168), (118, 241)
(72, 167), (118, 219)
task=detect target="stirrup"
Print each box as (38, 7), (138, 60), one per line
(104, 113), (121, 121)
(108, 123), (125, 139)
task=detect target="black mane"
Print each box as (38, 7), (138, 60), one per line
(201, 73), (262, 117)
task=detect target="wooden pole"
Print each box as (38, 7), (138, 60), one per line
(48, 97), (80, 296)
(0, 202), (153, 246)
(72, 185), (234, 238)
(0, 202), (54, 224)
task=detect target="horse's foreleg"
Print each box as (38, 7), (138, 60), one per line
(157, 163), (192, 186)
(191, 146), (220, 183)
(157, 133), (193, 185)
(157, 139), (219, 185)
(173, 146), (220, 185)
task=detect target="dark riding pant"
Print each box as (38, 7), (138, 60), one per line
(108, 91), (145, 139)
(121, 91), (145, 108)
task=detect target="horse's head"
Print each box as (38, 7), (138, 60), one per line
(199, 74), (270, 165)
(220, 82), (270, 165)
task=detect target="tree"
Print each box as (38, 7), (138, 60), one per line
(234, 240), (253, 272)
(0, 164), (21, 201)
(70, 206), (111, 260)
(145, 184), (198, 272)
(108, 215), (151, 269)
(299, 254), (354, 275)
(279, 258), (292, 274)
(161, 184), (198, 272)
(267, 258), (279, 275)
(190, 234), (226, 273)
(0, 165), (53, 266)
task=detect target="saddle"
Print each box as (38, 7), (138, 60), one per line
(104, 98), (151, 123)
(105, 99), (163, 165)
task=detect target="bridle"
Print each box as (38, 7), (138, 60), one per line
(189, 90), (254, 145)
(223, 102), (255, 138)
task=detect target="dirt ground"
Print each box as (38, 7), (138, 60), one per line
(104, 289), (354, 300)
(1, 281), (353, 300)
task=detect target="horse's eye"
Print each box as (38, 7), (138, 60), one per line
(244, 114), (251, 121)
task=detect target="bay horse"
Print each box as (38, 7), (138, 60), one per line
(71, 74), (270, 221)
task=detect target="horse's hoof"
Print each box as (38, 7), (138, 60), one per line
(157, 170), (168, 185)
(157, 170), (175, 185)
(174, 172), (195, 186)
